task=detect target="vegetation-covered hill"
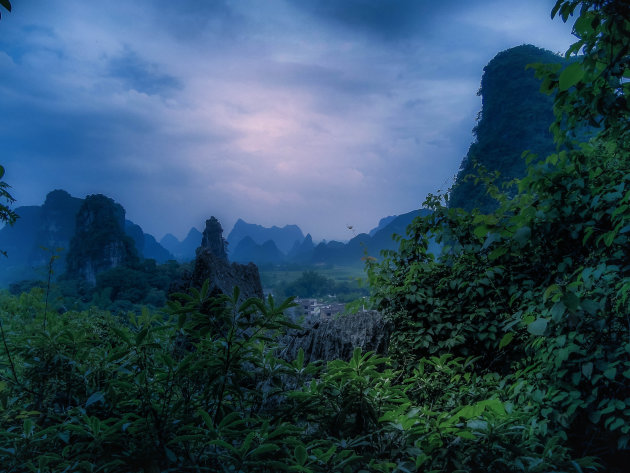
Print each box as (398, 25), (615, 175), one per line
(449, 44), (565, 212)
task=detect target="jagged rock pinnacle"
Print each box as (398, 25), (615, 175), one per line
(201, 216), (228, 261)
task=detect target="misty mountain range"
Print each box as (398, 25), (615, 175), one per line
(0, 188), (427, 286)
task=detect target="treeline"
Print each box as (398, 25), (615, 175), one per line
(273, 270), (369, 302)
(8, 259), (188, 314)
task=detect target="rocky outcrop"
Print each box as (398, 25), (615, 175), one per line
(65, 194), (139, 284)
(449, 45), (564, 212)
(280, 310), (391, 362)
(191, 248), (263, 300)
(0, 189), (172, 287)
(173, 217), (263, 301)
(201, 216), (228, 260)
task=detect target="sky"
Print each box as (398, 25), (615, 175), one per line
(0, 0), (574, 242)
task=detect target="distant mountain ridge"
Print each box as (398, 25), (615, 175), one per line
(308, 209), (435, 266)
(227, 219), (304, 256)
(368, 215), (397, 236)
(226, 209), (435, 267)
(0, 190), (436, 286)
(160, 228), (202, 262)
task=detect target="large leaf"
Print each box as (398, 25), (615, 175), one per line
(527, 318), (548, 336)
(513, 226), (531, 246)
(499, 332), (514, 349)
(559, 63), (585, 91)
(85, 391), (105, 408)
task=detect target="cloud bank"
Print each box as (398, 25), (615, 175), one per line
(0, 0), (573, 241)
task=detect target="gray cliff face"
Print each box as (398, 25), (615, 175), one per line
(172, 216), (263, 300)
(280, 310), (391, 363)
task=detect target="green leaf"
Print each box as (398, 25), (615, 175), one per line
(550, 301), (565, 322)
(294, 445), (307, 466)
(562, 292), (580, 312)
(0, 1), (11, 13)
(249, 444), (280, 457)
(85, 392), (105, 408)
(135, 328), (149, 346)
(559, 63), (585, 91)
(527, 318), (548, 336)
(480, 398), (506, 416)
(165, 447), (177, 462)
(574, 14), (594, 37)
(473, 225), (489, 239)
(582, 362), (593, 379)
(499, 332), (514, 349)
(513, 226), (531, 246)
(23, 419), (34, 437)
(488, 246), (508, 261)
(481, 232), (500, 250)
(603, 367), (616, 380)
(610, 418), (625, 431)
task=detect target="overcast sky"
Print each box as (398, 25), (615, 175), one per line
(0, 0), (574, 242)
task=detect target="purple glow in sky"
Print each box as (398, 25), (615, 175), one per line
(1, 0), (573, 241)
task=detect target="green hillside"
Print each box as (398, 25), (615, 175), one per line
(449, 44), (565, 212)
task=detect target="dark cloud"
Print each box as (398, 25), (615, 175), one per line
(107, 46), (182, 96)
(146, 0), (242, 41)
(290, 0), (459, 40)
(258, 60), (387, 98)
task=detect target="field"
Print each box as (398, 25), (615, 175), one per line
(259, 264), (367, 290)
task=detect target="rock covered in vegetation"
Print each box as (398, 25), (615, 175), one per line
(0, 189), (173, 287)
(281, 310), (391, 362)
(65, 194), (139, 284)
(172, 216), (264, 300)
(201, 216), (228, 260)
(449, 45), (565, 212)
(190, 248), (263, 299)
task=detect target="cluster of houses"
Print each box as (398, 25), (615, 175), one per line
(293, 298), (347, 320)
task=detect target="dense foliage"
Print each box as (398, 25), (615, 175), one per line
(0, 286), (597, 472)
(9, 258), (187, 315)
(0, 165), (17, 256)
(368, 1), (630, 470)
